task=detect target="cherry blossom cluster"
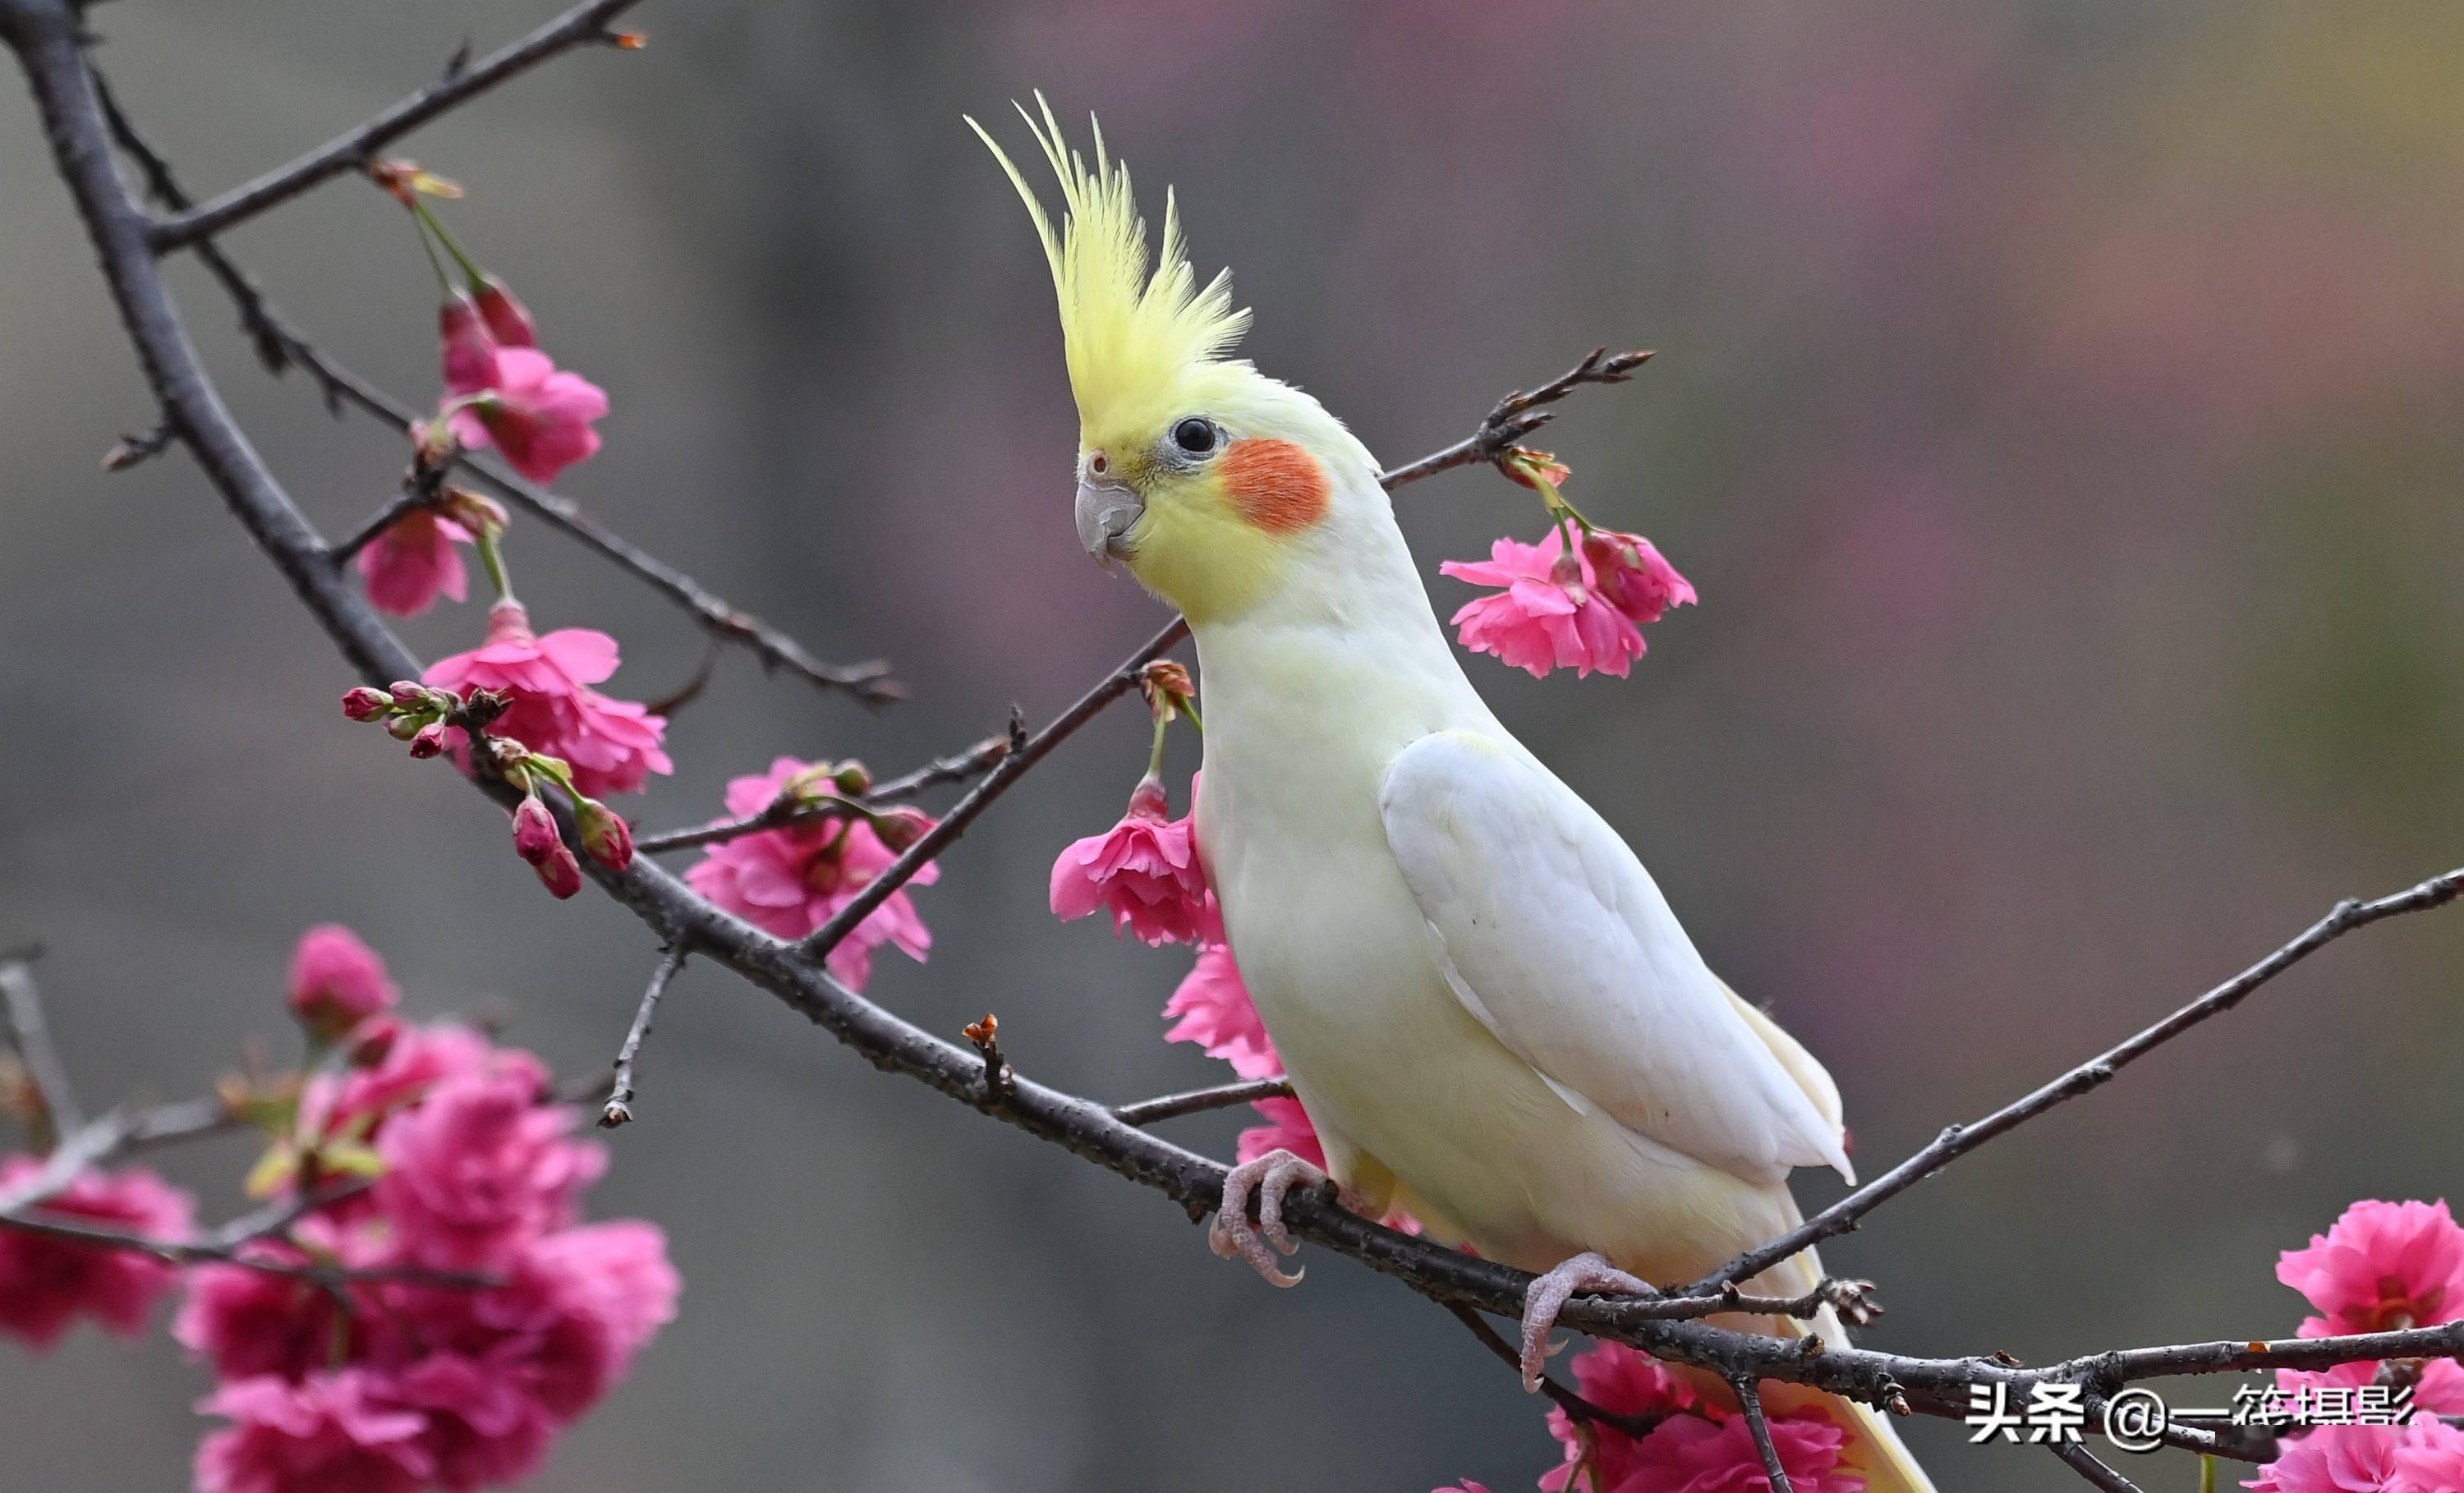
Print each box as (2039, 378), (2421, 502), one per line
(1441, 449), (1696, 680)
(0, 926), (678, 1493)
(2244, 1199), (2464, 1492)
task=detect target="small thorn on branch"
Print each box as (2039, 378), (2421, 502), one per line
(601, 942), (687, 1128)
(963, 1013), (1012, 1107)
(101, 420), (173, 472)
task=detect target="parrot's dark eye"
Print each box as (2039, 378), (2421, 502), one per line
(1171, 417), (1217, 456)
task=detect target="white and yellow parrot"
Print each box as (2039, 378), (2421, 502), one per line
(976, 100), (1936, 1493)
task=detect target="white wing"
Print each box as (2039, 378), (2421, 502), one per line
(1378, 729), (1852, 1185)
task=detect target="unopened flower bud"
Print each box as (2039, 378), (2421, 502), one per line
(511, 794), (561, 866)
(347, 1015), (403, 1068)
(342, 687), (391, 721)
(575, 798), (635, 872)
(384, 714), (425, 742)
(388, 681), (430, 706)
(831, 761), (873, 795)
(871, 806), (933, 853)
(439, 488), (509, 539)
(534, 843), (585, 899)
(473, 276), (538, 349)
(407, 721), (449, 759)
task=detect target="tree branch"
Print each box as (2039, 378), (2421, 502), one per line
(0, 954), (84, 1140)
(1446, 1300), (1671, 1442)
(1112, 1077), (1294, 1128)
(1731, 1376), (1797, 1493)
(2053, 1442), (2147, 1493)
(1699, 866), (2464, 1292)
(146, 0), (646, 250)
(600, 941), (687, 1127)
(1375, 346), (1655, 489)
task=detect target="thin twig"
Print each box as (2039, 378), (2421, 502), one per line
(795, 622), (1190, 957)
(601, 941), (687, 1127)
(331, 484), (444, 563)
(1699, 866), (2464, 1292)
(147, 0), (646, 250)
(1113, 1078), (1294, 1128)
(2052, 1442), (2146, 1492)
(0, 956), (84, 1138)
(1730, 1376), (1796, 1493)
(1446, 1301), (1670, 1441)
(867, 733), (1014, 803)
(1375, 347), (1655, 489)
(637, 732), (1014, 855)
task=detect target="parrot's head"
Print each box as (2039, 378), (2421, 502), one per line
(972, 98), (1384, 626)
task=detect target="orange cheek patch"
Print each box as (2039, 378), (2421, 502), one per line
(1220, 439), (1331, 535)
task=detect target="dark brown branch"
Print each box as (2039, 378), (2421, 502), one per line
(795, 626), (1189, 957)
(0, 1174), (490, 1288)
(1730, 1376), (1796, 1493)
(1113, 1077), (1294, 1128)
(0, 955), (83, 1139)
(2052, 1442), (2146, 1492)
(146, 0), (646, 250)
(332, 483), (445, 563)
(636, 733), (1014, 855)
(600, 941), (687, 1127)
(867, 733), (1014, 803)
(1446, 1301), (1670, 1441)
(13, 12), (2461, 1467)
(1375, 346), (1654, 489)
(1700, 865), (2464, 1292)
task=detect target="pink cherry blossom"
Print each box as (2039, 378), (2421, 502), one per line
(474, 277), (539, 348)
(2393, 1417), (2464, 1493)
(374, 1072), (607, 1270)
(1542, 1342), (1858, 1493)
(1051, 775), (1218, 945)
(1436, 1483), (1495, 1493)
(286, 924), (400, 1042)
(1441, 529), (1655, 679)
(684, 757), (938, 990)
(0, 1157), (195, 1349)
(194, 1371), (434, 1493)
(533, 1220), (681, 1358)
(439, 295), (496, 399)
(2245, 1424), (2404, 1493)
(2276, 1358), (2464, 1420)
(312, 1024), (549, 1148)
(1163, 944), (1280, 1079)
(176, 1224), (383, 1382)
(1582, 529), (1698, 626)
(1235, 1096), (1327, 1171)
(356, 508), (473, 617)
(448, 347), (609, 485)
(2278, 1199), (2464, 1335)
(425, 599), (672, 798)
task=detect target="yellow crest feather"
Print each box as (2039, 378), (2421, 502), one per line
(968, 95), (1253, 445)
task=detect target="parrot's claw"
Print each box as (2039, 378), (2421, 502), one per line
(1208, 1148), (1330, 1288)
(1519, 1252), (1655, 1391)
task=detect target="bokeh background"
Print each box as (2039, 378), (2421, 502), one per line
(5, 2), (2462, 1489)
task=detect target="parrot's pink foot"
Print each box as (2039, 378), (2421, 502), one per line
(1519, 1252), (1655, 1390)
(1208, 1148), (1331, 1288)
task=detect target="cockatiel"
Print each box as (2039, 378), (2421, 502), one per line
(975, 99), (1937, 1493)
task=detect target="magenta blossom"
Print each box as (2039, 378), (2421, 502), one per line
(2245, 1424), (2404, 1493)
(2278, 1199), (2464, 1336)
(1441, 528), (1690, 679)
(1051, 774), (1217, 945)
(194, 1371), (434, 1493)
(2393, 1418), (2464, 1493)
(1582, 529), (1698, 626)
(439, 295), (497, 399)
(1542, 1342), (1859, 1493)
(447, 347), (608, 485)
(684, 756), (938, 990)
(0, 1158), (195, 1349)
(286, 924), (401, 1043)
(474, 276), (539, 349)
(356, 508), (473, 617)
(176, 1224), (382, 1383)
(425, 599), (672, 798)
(1235, 1095), (1327, 1172)
(1163, 943), (1280, 1080)
(375, 1072), (607, 1270)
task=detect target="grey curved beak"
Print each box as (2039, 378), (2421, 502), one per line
(1074, 474), (1144, 564)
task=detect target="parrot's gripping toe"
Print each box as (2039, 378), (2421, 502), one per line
(1519, 1252), (1655, 1391)
(1208, 1148), (1330, 1288)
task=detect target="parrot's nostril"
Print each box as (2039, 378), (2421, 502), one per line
(1089, 452), (1109, 475)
